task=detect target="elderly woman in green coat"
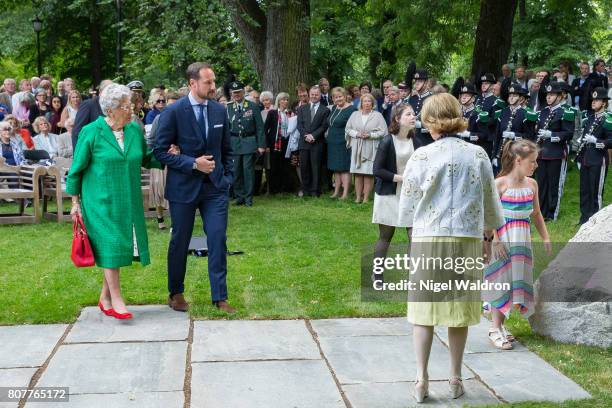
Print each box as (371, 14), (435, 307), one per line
(66, 83), (167, 320)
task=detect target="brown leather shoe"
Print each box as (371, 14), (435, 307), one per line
(215, 300), (236, 314)
(168, 293), (189, 312)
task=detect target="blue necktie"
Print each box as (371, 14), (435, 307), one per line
(198, 103), (207, 141)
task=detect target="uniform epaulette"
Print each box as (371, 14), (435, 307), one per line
(524, 108), (538, 122)
(494, 99), (507, 109)
(494, 109), (502, 120)
(478, 111), (489, 123)
(604, 112), (612, 131)
(562, 108), (575, 122)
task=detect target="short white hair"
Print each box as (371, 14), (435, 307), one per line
(260, 91), (273, 102)
(99, 83), (131, 114)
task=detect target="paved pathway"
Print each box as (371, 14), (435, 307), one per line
(0, 306), (591, 407)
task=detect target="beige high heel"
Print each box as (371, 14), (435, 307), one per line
(414, 378), (429, 403)
(449, 377), (464, 399)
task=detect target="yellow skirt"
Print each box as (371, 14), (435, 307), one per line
(407, 236), (483, 327)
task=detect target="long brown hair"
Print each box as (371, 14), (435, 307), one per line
(497, 139), (538, 178)
(388, 104), (415, 138)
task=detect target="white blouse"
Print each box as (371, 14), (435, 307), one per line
(398, 136), (505, 238)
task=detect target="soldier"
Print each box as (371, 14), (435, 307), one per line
(406, 69), (433, 147)
(226, 80), (265, 206)
(455, 83), (479, 143)
(463, 73), (498, 157)
(535, 81), (576, 221)
(491, 82), (537, 173)
(559, 81), (582, 152)
(576, 88), (612, 224)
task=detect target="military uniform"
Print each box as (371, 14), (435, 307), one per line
(471, 73), (499, 158)
(405, 69), (433, 147)
(491, 83), (537, 170)
(535, 82), (576, 221)
(457, 84), (480, 143)
(226, 81), (265, 206)
(577, 88), (612, 224)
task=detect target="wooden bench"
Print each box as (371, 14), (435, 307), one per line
(42, 157), (73, 222)
(0, 157), (46, 224)
(141, 168), (158, 218)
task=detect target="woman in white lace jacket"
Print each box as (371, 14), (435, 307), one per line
(397, 93), (504, 402)
(345, 93), (387, 203)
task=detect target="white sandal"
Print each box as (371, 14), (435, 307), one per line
(501, 325), (515, 342)
(449, 377), (465, 399)
(488, 328), (513, 350)
(414, 378), (429, 403)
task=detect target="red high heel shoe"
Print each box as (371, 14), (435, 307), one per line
(98, 301), (114, 316)
(109, 309), (133, 320)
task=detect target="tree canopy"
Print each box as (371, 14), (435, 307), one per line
(0, 0), (609, 90)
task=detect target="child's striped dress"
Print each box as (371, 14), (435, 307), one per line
(483, 187), (534, 318)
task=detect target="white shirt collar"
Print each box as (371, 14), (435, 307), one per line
(188, 91), (207, 106)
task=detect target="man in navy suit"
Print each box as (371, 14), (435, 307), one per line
(154, 62), (235, 313)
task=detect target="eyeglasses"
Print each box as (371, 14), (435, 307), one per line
(1, 126), (13, 132)
(118, 105), (132, 112)
(156, 99), (166, 104)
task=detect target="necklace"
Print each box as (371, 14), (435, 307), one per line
(329, 104), (347, 127)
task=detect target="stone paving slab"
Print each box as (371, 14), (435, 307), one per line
(434, 318), (527, 353)
(191, 360), (345, 408)
(0, 368), (38, 408)
(36, 342), (187, 395)
(317, 334), (473, 384)
(65, 305), (189, 344)
(25, 391), (184, 408)
(343, 379), (500, 407)
(192, 320), (320, 362)
(0, 325), (66, 368)
(311, 317), (411, 337)
(464, 349), (591, 402)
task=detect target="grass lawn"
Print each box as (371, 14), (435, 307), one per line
(0, 164), (610, 407)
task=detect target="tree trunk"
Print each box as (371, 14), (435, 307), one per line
(223, 0), (309, 95)
(470, 0), (518, 78)
(519, 0), (526, 21)
(89, 2), (102, 86)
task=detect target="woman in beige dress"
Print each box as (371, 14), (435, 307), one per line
(345, 93), (387, 203)
(398, 93), (505, 402)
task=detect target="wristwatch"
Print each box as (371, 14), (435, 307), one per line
(192, 161), (198, 170)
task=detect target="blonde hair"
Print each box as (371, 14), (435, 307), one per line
(331, 86), (348, 99)
(148, 89), (165, 107)
(498, 139), (539, 178)
(274, 92), (289, 108)
(421, 93), (467, 135)
(33, 116), (51, 134)
(358, 93), (377, 111)
(67, 90), (81, 108)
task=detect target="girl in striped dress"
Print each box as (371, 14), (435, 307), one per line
(483, 140), (551, 350)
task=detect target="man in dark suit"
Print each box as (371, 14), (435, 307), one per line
(297, 85), (330, 197)
(154, 62), (235, 314)
(319, 78), (331, 106)
(72, 79), (113, 148)
(571, 62), (592, 111)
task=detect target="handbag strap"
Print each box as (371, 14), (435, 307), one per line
(73, 214), (87, 237)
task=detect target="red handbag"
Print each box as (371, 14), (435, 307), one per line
(71, 213), (95, 267)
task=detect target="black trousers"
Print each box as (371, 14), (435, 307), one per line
(269, 150), (293, 194)
(579, 162), (607, 224)
(536, 158), (564, 220)
(299, 143), (323, 196)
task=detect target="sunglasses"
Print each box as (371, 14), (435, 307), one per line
(156, 99), (166, 104)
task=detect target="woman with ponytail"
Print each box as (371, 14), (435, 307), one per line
(483, 139), (551, 350)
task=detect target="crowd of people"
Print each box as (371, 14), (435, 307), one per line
(1, 58), (610, 401)
(1, 59), (610, 223)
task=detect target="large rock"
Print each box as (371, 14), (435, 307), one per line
(529, 205), (612, 348)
